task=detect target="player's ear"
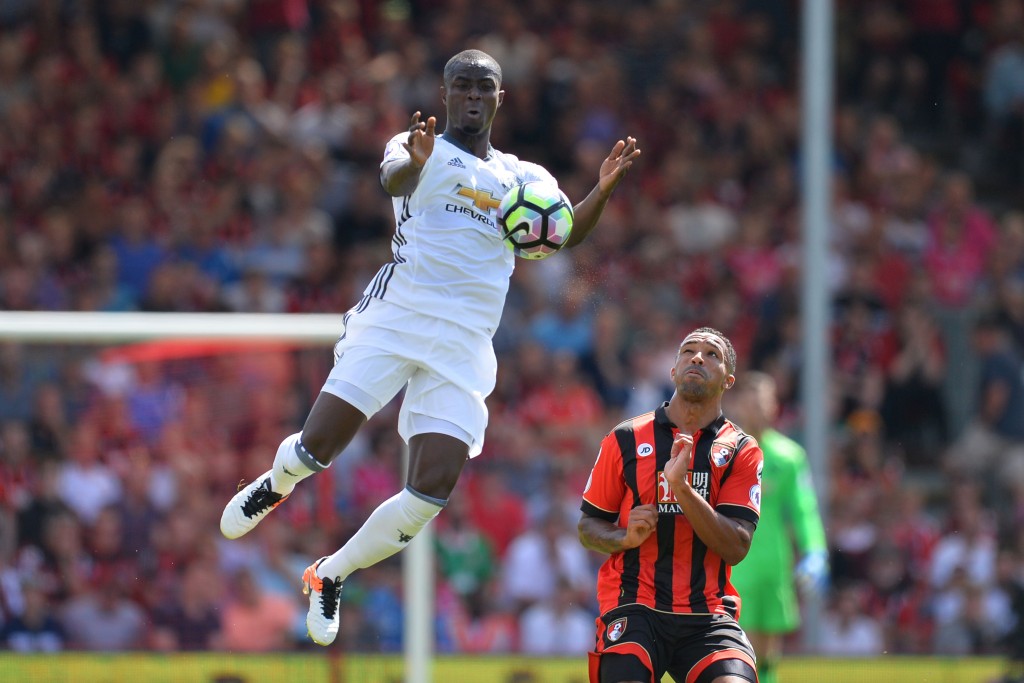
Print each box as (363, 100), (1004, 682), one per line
(497, 89), (505, 107)
(440, 86), (447, 105)
(723, 374), (736, 390)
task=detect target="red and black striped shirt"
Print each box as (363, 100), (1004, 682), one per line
(581, 404), (763, 618)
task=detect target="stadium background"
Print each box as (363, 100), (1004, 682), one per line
(1, 0), (1024, 680)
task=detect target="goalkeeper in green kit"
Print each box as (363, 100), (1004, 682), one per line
(726, 371), (828, 683)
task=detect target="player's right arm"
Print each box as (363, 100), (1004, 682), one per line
(579, 504), (658, 554)
(577, 431), (657, 554)
(380, 112), (436, 197)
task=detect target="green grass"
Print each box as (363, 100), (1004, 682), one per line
(0, 653), (1008, 683)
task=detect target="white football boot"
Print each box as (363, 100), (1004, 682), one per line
(303, 557), (342, 646)
(220, 472), (289, 539)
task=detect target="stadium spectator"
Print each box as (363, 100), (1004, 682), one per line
(861, 540), (931, 654)
(817, 581), (885, 657)
(929, 500), (999, 593)
(446, 582), (518, 654)
(996, 548), (1024, 683)
(355, 563), (405, 653)
(61, 569), (147, 652)
(56, 422), (122, 526)
(501, 508), (593, 614)
(879, 303), (948, 467)
(0, 344), (43, 423)
(932, 575), (1011, 655)
(517, 349), (606, 457)
(1, 578), (65, 652)
(945, 312), (1024, 500)
(219, 567), (298, 652)
(517, 577), (594, 656)
(463, 467), (528, 559)
(150, 561), (223, 652)
(433, 492), (497, 599)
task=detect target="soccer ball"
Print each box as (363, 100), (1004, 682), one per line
(497, 181), (574, 260)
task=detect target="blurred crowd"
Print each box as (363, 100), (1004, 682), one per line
(1, 0), (1024, 662)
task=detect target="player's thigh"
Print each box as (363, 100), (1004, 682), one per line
(593, 607), (663, 683)
(398, 325), (496, 458)
(325, 297), (438, 415)
(400, 370), (487, 458)
(599, 652), (650, 683)
(667, 617), (757, 683)
(323, 342), (416, 418)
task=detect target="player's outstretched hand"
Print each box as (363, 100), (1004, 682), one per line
(664, 433), (694, 490)
(623, 504), (658, 549)
(404, 111), (436, 168)
(597, 136), (641, 196)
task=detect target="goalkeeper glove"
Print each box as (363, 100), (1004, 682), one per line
(794, 550), (829, 598)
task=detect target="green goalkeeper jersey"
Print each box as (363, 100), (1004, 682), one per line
(732, 428), (826, 582)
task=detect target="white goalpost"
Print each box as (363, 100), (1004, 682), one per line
(0, 311), (343, 342)
(0, 310), (434, 683)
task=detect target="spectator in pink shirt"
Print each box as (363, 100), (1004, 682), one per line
(924, 172), (997, 309)
(220, 567), (298, 652)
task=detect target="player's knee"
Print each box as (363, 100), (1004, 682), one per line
(407, 457), (465, 499)
(407, 434), (469, 499)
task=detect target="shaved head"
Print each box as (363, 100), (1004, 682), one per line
(443, 49), (502, 87)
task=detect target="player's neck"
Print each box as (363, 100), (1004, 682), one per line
(666, 395), (722, 434)
(441, 128), (492, 159)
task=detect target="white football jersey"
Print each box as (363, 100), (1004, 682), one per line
(357, 133), (557, 337)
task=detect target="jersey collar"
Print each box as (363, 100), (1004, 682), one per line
(440, 130), (493, 160)
(655, 403), (726, 435)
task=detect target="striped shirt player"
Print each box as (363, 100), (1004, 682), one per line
(579, 327), (763, 683)
(583, 410), (762, 617)
(220, 49), (641, 650)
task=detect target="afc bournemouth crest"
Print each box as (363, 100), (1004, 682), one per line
(607, 617), (627, 643)
(711, 442), (735, 467)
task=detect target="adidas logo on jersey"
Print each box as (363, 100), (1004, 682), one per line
(448, 157), (466, 168)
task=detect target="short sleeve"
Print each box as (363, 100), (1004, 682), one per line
(581, 433), (626, 522)
(715, 439), (763, 526)
(381, 132), (410, 168)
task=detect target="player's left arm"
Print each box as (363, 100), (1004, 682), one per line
(789, 449), (827, 554)
(664, 434), (759, 565)
(565, 136), (641, 248)
(788, 447), (829, 594)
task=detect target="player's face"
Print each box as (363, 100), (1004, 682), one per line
(735, 384), (773, 432)
(672, 333), (735, 401)
(755, 383), (779, 424)
(442, 62), (504, 136)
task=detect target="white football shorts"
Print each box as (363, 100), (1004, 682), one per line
(322, 297), (495, 457)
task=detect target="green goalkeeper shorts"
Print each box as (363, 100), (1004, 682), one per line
(732, 574), (801, 634)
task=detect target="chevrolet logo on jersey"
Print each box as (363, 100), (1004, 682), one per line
(456, 185), (501, 212)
